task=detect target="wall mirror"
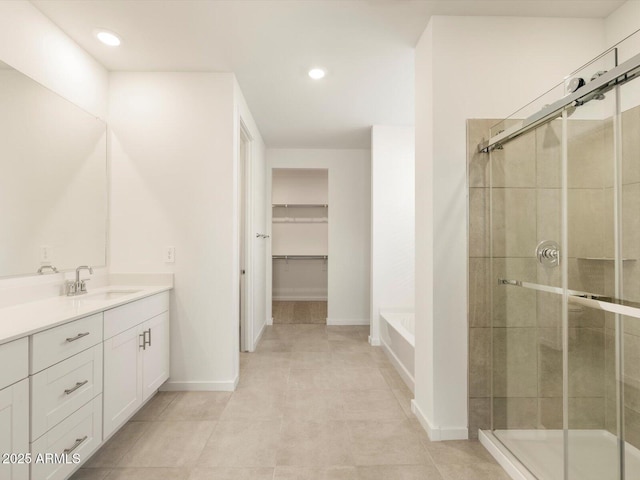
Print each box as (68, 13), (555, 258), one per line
(0, 60), (107, 278)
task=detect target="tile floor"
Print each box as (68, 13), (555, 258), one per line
(71, 325), (509, 480)
(272, 301), (327, 324)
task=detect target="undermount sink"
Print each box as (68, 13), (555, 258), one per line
(83, 290), (141, 301)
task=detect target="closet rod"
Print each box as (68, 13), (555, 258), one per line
(272, 255), (328, 260)
(272, 204), (328, 208)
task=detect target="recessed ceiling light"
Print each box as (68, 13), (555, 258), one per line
(308, 68), (326, 80)
(96, 30), (121, 47)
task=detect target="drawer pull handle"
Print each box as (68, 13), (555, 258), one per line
(144, 328), (152, 347)
(63, 436), (88, 455)
(66, 332), (90, 343)
(64, 380), (89, 395)
(139, 333), (146, 350)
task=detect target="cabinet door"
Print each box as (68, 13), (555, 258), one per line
(142, 312), (170, 401)
(0, 379), (29, 480)
(103, 325), (143, 438)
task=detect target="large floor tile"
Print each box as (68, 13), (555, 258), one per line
(290, 351), (333, 369)
(237, 368), (290, 391)
(220, 389), (285, 420)
(436, 463), (512, 480)
(288, 368), (338, 390)
(189, 467), (275, 480)
(332, 352), (376, 368)
(245, 352), (292, 370)
(284, 389), (344, 421)
(84, 422), (151, 468)
(347, 420), (432, 466)
(276, 420), (354, 466)
(424, 440), (496, 465)
(130, 392), (177, 421)
(356, 465), (444, 480)
(162, 392), (232, 421)
(104, 468), (191, 480)
(198, 420), (281, 467)
(69, 469), (111, 480)
(118, 421), (215, 467)
(274, 466), (358, 479)
(335, 368), (389, 390)
(341, 389), (407, 421)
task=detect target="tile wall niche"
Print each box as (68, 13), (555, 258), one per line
(467, 111), (640, 443)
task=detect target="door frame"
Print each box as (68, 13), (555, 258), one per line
(238, 119), (254, 352)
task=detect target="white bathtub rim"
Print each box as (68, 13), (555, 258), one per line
(379, 310), (415, 346)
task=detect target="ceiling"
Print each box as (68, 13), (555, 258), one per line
(32, 0), (625, 149)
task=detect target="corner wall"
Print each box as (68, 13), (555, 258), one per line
(109, 72), (240, 390)
(266, 149), (371, 325)
(414, 15), (606, 440)
(370, 126), (415, 344)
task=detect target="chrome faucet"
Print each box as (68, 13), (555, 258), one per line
(65, 265), (93, 296)
(37, 265), (58, 275)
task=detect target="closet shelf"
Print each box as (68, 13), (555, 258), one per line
(272, 255), (328, 260)
(272, 217), (328, 224)
(272, 203), (328, 208)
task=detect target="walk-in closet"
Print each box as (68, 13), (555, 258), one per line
(271, 169), (328, 324)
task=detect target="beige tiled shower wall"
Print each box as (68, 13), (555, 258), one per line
(467, 111), (640, 441)
(621, 105), (640, 448)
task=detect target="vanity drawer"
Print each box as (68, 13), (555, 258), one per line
(104, 291), (169, 339)
(31, 313), (103, 374)
(30, 394), (102, 480)
(31, 344), (103, 441)
(0, 337), (28, 390)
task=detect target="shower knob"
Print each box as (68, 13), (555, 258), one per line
(536, 240), (560, 267)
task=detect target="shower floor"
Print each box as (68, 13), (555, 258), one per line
(490, 429), (640, 480)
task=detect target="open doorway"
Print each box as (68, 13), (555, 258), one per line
(271, 169), (328, 324)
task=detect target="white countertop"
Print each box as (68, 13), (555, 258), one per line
(0, 285), (172, 346)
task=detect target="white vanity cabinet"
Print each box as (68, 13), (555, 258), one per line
(0, 338), (29, 480)
(103, 292), (170, 438)
(29, 314), (104, 480)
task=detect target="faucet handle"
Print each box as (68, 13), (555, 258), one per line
(79, 278), (91, 293)
(65, 280), (78, 296)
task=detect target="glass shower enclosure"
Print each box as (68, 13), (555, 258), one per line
(480, 33), (640, 480)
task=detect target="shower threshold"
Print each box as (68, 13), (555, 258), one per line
(480, 429), (640, 480)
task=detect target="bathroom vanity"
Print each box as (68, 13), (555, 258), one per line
(0, 286), (171, 480)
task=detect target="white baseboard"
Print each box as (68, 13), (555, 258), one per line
(273, 296), (328, 301)
(327, 318), (370, 326)
(479, 430), (536, 480)
(411, 400), (468, 441)
(267, 316), (273, 326)
(253, 321), (266, 349)
(160, 377), (239, 392)
(368, 336), (381, 346)
(380, 338), (414, 393)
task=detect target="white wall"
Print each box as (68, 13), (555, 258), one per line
(0, 1), (108, 119)
(605, 0), (640, 58)
(109, 72), (241, 390)
(267, 149), (371, 325)
(370, 126), (415, 344)
(414, 16), (606, 440)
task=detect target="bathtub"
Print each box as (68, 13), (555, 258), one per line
(379, 311), (415, 392)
